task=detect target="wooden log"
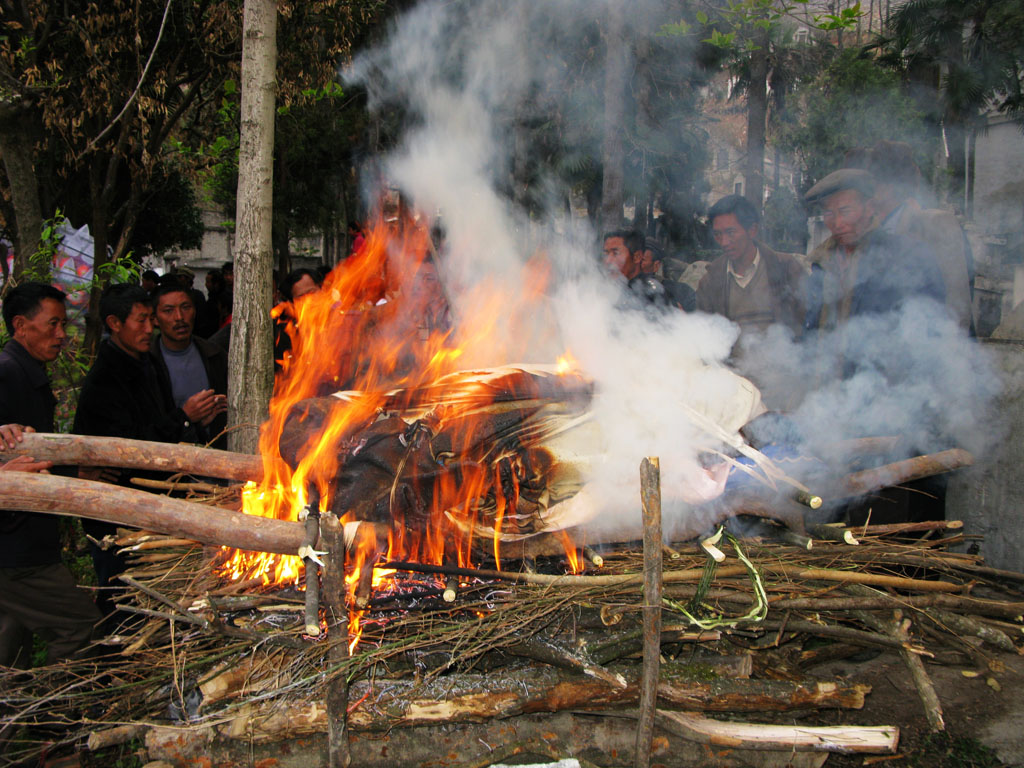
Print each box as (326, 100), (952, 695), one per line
(853, 520), (964, 536)
(839, 448), (973, 498)
(7, 432), (262, 481)
(0, 472), (304, 555)
(656, 710), (898, 754)
(321, 514), (350, 768)
(146, 710), (886, 768)
(207, 662), (871, 743)
(849, 590), (945, 732)
(637, 456), (663, 768)
(758, 594), (1024, 621)
(86, 724), (147, 751)
(921, 608), (1018, 652)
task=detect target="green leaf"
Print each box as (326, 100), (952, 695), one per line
(658, 20), (692, 37)
(696, 10), (708, 24)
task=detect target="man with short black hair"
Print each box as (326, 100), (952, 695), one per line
(602, 230), (645, 281)
(141, 269), (159, 295)
(280, 268), (323, 302)
(0, 282), (100, 665)
(697, 194), (806, 337)
(73, 284), (225, 616)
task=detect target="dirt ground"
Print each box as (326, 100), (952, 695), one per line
(799, 646), (1024, 767)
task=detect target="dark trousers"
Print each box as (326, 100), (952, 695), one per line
(0, 563), (101, 666)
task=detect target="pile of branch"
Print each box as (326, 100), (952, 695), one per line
(2, 516), (1021, 768)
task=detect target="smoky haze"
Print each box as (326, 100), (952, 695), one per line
(345, 0), (1000, 541)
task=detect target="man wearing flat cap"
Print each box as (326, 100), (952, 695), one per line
(804, 168), (946, 378)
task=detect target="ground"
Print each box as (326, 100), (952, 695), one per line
(806, 647), (1024, 767)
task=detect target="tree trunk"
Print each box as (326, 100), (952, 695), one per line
(229, 0), (278, 454)
(600, 1), (628, 230)
(0, 107), (43, 279)
(744, 30), (769, 213)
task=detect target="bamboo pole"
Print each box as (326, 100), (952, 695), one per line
(6, 432), (262, 481)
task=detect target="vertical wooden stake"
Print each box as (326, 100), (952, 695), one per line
(636, 457), (663, 768)
(321, 514), (350, 767)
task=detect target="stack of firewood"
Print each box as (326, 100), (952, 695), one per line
(3, 514), (1021, 768)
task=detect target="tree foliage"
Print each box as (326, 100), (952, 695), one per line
(0, 0), (382, 345)
(775, 47), (934, 189)
(879, 0), (1024, 128)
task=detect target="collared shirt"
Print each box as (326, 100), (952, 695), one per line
(727, 249), (761, 290)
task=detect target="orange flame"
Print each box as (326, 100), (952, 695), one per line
(216, 209), (583, 643)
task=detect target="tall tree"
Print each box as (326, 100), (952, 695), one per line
(692, 0), (860, 212)
(229, 0), (277, 455)
(776, 47), (935, 187)
(0, 0), (242, 341)
(600, 1), (628, 229)
(878, 0), (1024, 204)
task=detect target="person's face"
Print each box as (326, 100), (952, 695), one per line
(822, 188), (875, 249)
(12, 298), (67, 363)
(155, 290), (195, 346)
(639, 249), (659, 275)
(603, 237), (639, 279)
(108, 303), (155, 358)
(410, 262), (444, 312)
(290, 274), (320, 301)
(711, 213), (758, 263)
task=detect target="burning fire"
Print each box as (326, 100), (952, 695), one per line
(217, 209), (586, 609)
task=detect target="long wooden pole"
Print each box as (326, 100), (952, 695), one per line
(0, 472), (303, 554)
(636, 457), (662, 768)
(839, 448), (973, 498)
(5, 432), (262, 482)
(322, 514), (351, 768)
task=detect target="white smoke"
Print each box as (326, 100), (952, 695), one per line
(345, 0), (1001, 541)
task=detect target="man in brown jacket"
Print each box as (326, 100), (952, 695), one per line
(697, 194), (807, 339)
(697, 195), (808, 409)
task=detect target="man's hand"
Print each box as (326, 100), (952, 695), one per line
(0, 424), (34, 450)
(79, 466), (121, 484)
(183, 390), (228, 428)
(0, 455), (52, 473)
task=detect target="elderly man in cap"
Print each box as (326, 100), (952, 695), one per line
(805, 169), (946, 373)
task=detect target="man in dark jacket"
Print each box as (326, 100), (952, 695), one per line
(73, 284), (225, 616)
(0, 282), (100, 665)
(150, 282), (228, 447)
(804, 169), (947, 380)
